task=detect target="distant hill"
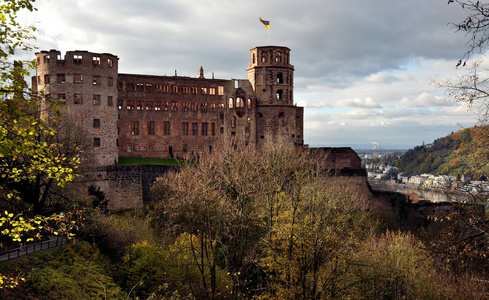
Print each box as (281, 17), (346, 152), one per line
(395, 127), (487, 177)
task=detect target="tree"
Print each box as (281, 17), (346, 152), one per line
(0, 0), (80, 215)
(0, 0), (80, 288)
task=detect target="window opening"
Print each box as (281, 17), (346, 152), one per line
(131, 121), (139, 135)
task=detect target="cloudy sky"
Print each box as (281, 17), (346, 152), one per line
(25, 0), (483, 149)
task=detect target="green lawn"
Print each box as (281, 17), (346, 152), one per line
(117, 157), (191, 166)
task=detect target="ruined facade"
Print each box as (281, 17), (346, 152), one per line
(33, 46), (304, 165)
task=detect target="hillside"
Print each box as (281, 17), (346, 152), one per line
(395, 127), (487, 177)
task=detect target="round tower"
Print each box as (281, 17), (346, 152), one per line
(35, 50), (119, 166)
(247, 46), (294, 105)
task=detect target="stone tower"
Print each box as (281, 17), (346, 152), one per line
(247, 46), (303, 146)
(34, 50), (119, 166)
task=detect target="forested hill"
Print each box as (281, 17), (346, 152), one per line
(395, 127), (477, 177)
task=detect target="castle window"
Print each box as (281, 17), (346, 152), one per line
(209, 103), (216, 112)
(211, 123), (216, 136)
(276, 90), (283, 100)
(44, 74), (50, 84)
(57, 93), (66, 101)
(136, 101), (143, 110)
(236, 97), (244, 108)
(182, 122), (189, 135)
(74, 74), (83, 84)
(93, 75), (101, 85)
(93, 119), (100, 128)
(118, 99), (122, 109)
(127, 145), (132, 153)
(275, 51), (282, 63)
(231, 116), (236, 127)
(252, 53), (256, 64)
(218, 86), (224, 96)
(219, 103), (225, 112)
(126, 83), (135, 91)
(146, 84), (153, 92)
(163, 121), (171, 135)
(258, 113), (263, 118)
(192, 122), (198, 135)
(220, 113), (224, 124)
(154, 101), (161, 111)
(228, 97), (234, 109)
(93, 56), (100, 65)
(43, 55), (50, 63)
(108, 96), (113, 106)
(163, 101), (169, 111)
(162, 85), (169, 93)
(131, 121), (139, 135)
(147, 121), (155, 135)
(108, 77), (114, 86)
(182, 102), (189, 112)
(247, 117), (251, 126)
(107, 58), (113, 68)
(247, 98), (252, 109)
(136, 84), (144, 92)
(56, 74), (65, 84)
(220, 127), (224, 134)
(201, 87), (207, 95)
(183, 144), (188, 153)
(191, 102), (198, 112)
(73, 55), (82, 64)
(127, 100), (134, 110)
(201, 123), (208, 136)
(261, 51), (268, 63)
(93, 138), (100, 147)
(209, 87), (216, 95)
(277, 72), (283, 84)
(191, 87), (197, 94)
(145, 101), (153, 110)
(171, 102), (178, 111)
(201, 103), (208, 113)
(93, 94), (101, 105)
(172, 86), (178, 94)
(182, 86), (189, 94)
(279, 112), (285, 118)
(74, 93), (83, 104)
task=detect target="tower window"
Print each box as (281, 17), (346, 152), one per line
(275, 51), (282, 63)
(236, 97), (244, 108)
(93, 56), (101, 65)
(56, 74), (65, 83)
(93, 94), (101, 105)
(93, 119), (100, 128)
(201, 122), (208, 136)
(228, 97), (234, 108)
(73, 55), (82, 64)
(73, 74), (83, 84)
(44, 74), (50, 84)
(93, 75), (101, 85)
(108, 96), (113, 106)
(192, 122), (198, 135)
(277, 72), (283, 84)
(93, 138), (100, 147)
(182, 122), (189, 135)
(277, 90), (283, 100)
(261, 51), (268, 63)
(247, 98), (252, 109)
(74, 93), (83, 104)
(108, 77), (114, 86)
(107, 58), (113, 68)
(231, 116), (236, 127)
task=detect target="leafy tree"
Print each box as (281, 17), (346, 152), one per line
(0, 0), (80, 215)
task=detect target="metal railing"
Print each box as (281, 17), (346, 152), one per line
(0, 236), (70, 262)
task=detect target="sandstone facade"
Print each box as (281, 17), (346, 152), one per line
(34, 46), (304, 165)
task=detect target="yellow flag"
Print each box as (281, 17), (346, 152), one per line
(260, 18), (270, 30)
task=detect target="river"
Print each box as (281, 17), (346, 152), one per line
(371, 183), (471, 203)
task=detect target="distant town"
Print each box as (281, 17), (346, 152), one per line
(359, 150), (489, 197)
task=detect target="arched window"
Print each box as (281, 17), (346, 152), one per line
(277, 72), (283, 84)
(247, 117), (251, 124)
(275, 51), (282, 63)
(236, 97), (244, 108)
(261, 51), (268, 63)
(276, 90), (283, 100)
(231, 116), (236, 127)
(247, 98), (252, 109)
(228, 97), (234, 108)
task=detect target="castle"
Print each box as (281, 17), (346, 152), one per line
(33, 46), (304, 166)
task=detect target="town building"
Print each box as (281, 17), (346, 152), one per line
(32, 46), (304, 166)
